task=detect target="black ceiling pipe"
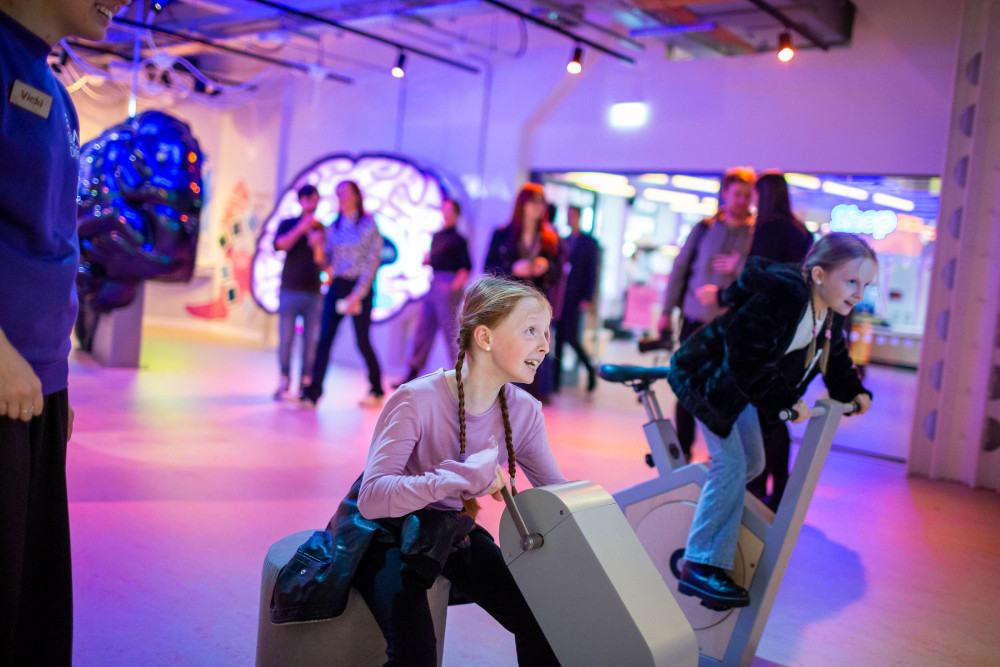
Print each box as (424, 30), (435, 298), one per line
(237, 0), (480, 74)
(113, 16), (353, 83)
(483, 0), (635, 65)
(744, 0), (833, 51)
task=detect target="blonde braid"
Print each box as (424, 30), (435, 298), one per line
(450, 276), (552, 515)
(819, 310), (833, 374)
(498, 388), (516, 493)
(455, 342), (481, 517)
(456, 347), (467, 459)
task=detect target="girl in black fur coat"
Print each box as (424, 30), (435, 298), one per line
(666, 233), (876, 610)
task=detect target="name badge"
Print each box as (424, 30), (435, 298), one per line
(10, 80), (52, 119)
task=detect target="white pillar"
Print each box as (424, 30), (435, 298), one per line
(907, 0), (1000, 491)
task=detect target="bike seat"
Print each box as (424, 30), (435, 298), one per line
(598, 364), (670, 385)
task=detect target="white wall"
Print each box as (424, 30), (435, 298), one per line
(532, 0), (961, 175)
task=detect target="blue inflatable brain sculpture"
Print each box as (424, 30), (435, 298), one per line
(76, 110), (203, 313)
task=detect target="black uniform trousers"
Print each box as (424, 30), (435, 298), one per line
(0, 390), (72, 666)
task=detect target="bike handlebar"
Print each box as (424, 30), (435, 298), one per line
(779, 400), (860, 422)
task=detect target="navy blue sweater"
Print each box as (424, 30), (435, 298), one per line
(0, 11), (81, 395)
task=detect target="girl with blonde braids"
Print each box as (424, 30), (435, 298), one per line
(355, 275), (565, 665)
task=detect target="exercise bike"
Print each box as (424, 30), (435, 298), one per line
(600, 363), (857, 667)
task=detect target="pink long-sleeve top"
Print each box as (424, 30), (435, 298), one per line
(358, 370), (567, 519)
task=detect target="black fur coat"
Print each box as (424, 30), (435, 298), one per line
(666, 257), (869, 438)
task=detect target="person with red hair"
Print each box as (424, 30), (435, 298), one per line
(484, 183), (564, 402)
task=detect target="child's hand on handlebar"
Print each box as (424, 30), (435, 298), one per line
(851, 393), (872, 415)
(789, 399), (811, 423)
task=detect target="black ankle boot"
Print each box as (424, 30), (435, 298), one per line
(678, 561), (750, 611)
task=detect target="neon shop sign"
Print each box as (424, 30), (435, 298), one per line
(829, 204), (898, 240)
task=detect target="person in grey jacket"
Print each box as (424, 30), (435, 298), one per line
(659, 167), (756, 460)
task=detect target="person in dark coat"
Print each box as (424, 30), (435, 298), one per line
(666, 233), (875, 611)
(745, 171), (815, 510)
(484, 183), (564, 402)
(553, 206), (600, 392)
(748, 171), (813, 263)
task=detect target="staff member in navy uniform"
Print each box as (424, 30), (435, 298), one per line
(0, 0), (132, 663)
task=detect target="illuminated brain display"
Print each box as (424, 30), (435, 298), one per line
(253, 154), (455, 322)
(76, 110), (203, 313)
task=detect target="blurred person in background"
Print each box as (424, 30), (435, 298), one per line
(659, 167), (756, 460)
(302, 180), (385, 409)
(272, 184), (324, 399)
(484, 183), (564, 403)
(553, 206), (600, 393)
(395, 198), (471, 387)
(745, 171), (814, 510)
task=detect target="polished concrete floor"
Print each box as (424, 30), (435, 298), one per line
(65, 328), (1000, 665)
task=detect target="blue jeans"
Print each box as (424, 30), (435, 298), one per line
(277, 288), (322, 379)
(685, 404), (766, 569)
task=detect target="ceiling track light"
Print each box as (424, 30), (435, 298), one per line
(391, 52), (406, 78)
(567, 45), (583, 75)
(778, 31), (794, 62)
